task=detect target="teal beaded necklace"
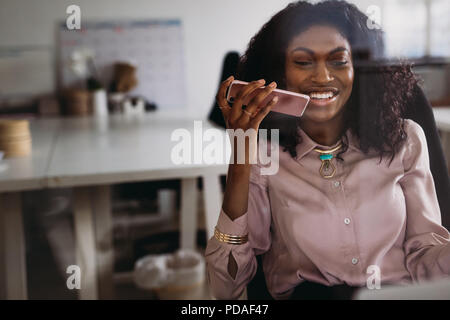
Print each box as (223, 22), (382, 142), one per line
(313, 143), (342, 179)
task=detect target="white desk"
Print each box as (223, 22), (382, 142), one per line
(0, 113), (229, 299)
(433, 107), (450, 169)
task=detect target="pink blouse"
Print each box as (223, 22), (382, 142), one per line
(205, 119), (450, 300)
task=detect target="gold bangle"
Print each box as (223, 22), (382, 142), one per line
(214, 227), (248, 245)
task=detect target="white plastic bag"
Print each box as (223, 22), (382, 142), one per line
(133, 249), (206, 299)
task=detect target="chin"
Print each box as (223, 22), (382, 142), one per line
(302, 110), (338, 123)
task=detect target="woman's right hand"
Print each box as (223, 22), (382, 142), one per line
(217, 76), (278, 223)
(216, 76), (278, 131)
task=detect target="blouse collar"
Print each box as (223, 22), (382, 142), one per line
(294, 126), (360, 161)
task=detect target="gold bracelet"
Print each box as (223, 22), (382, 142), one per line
(214, 227), (248, 245)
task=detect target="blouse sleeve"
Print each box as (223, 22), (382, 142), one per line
(400, 120), (450, 282)
(204, 162), (272, 300)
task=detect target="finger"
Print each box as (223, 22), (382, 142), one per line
(243, 81), (277, 117)
(251, 96), (278, 127)
(216, 75), (234, 108)
(218, 104), (231, 126)
(230, 79), (265, 121)
(216, 76), (234, 126)
(239, 109), (253, 120)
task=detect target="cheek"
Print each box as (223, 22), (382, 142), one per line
(285, 68), (308, 90)
(340, 68), (354, 97)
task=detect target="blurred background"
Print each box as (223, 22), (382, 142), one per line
(0, 0), (449, 300)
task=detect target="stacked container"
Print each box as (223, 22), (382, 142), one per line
(0, 119), (32, 157)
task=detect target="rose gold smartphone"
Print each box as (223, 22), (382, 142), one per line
(226, 80), (310, 117)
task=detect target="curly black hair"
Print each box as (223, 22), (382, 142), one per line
(236, 0), (419, 164)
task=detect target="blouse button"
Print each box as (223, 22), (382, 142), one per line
(351, 258), (359, 265)
(333, 181), (341, 188)
(344, 218), (351, 225)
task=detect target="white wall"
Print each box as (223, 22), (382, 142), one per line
(0, 0), (386, 118)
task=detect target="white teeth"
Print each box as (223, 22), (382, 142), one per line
(309, 91), (335, 99)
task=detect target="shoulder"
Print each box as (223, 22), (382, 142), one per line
(403, 119), (427, 151)
(401, 119), (429, 169)
(404, 119), (426, 141)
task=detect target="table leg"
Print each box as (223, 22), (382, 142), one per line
(0, 192), (27, 300)
(180, 178), (198, 249)
(91, 185), (114, 299)
(73, 187), (98, 299)
(202, 174), (223, 241)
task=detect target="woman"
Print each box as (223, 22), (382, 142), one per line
(206, 0), (450, 300)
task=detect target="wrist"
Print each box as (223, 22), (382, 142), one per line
(229, 163), (252, 172)
(228, 128), (258, 165)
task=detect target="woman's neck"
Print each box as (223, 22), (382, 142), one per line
(300, 115), (345, 147)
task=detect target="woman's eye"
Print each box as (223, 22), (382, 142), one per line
(331, 60), (348, 66)
(294, 61), (312, 66)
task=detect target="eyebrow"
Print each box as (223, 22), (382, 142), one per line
(291, 46), (349, 55)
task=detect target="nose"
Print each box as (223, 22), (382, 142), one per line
(311, 62), (334, 84)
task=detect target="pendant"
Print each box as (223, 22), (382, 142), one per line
(319, 154), (336, 179)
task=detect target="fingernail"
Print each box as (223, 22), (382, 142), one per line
(258, 79), (265, 83)
(269, 82), (276, 88)
(226, 75), (233, 81)
(273, 96), (279, 102)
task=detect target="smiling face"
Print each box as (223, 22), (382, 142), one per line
(285, 25), (354, 124)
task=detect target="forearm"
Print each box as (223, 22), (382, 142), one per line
(406, 239), (450, 282)
(222, 163), (251, 221)
(205, 164), (271, 298)
(222, 163), (251, 278)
